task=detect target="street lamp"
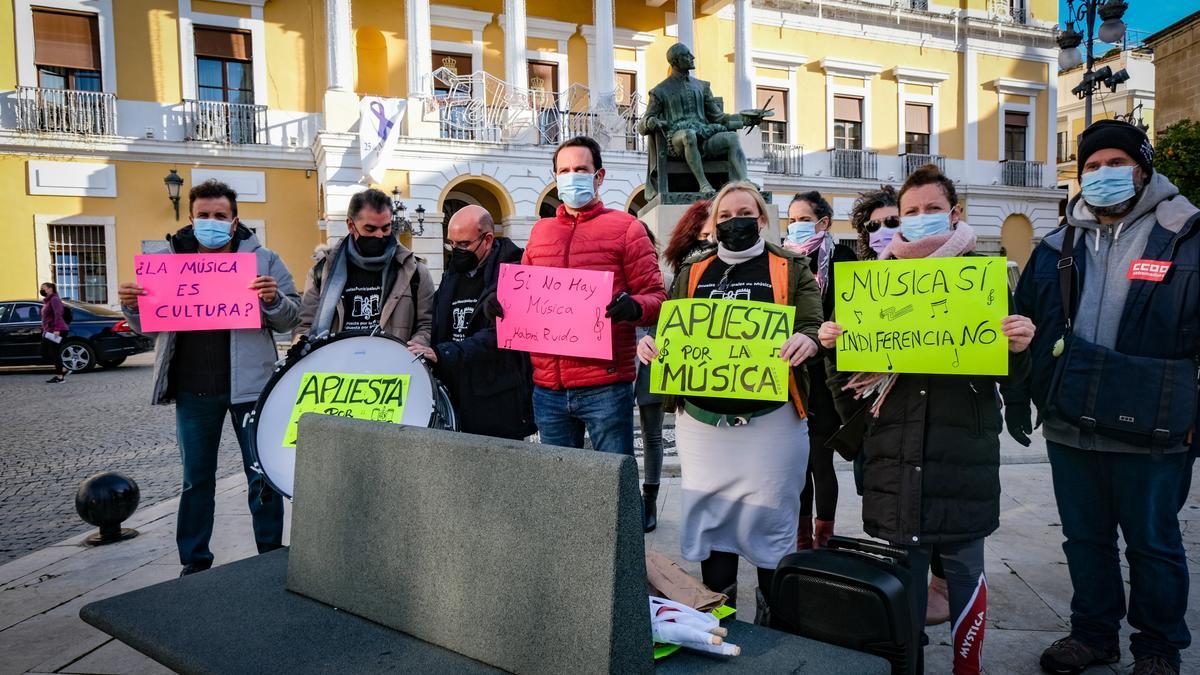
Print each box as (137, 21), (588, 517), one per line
(163, 169), (184, 221)
(389, 186), (426, 237)
(1060, 0), (1130, 126)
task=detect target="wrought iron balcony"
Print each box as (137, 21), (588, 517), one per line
(902, 153), (946, 176)
(15, 86), (117, 136)
(183, 99), (268, 144)
(988, 0), (1026, 23)
(900, 0), (929, 10)
(1001, 160), (1044, 187)
(764, 143), (805, 176)
(830, 148), (878, 180)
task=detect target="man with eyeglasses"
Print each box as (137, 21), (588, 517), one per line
(406, 205), (536, 440)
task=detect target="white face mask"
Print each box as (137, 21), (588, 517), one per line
(556, 172), (597, 209)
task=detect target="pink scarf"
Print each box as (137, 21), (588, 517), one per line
(785, 232), (835, 294)
(845, 222), (977, 416)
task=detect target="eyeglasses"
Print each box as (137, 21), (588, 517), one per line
(443, 233), (485, 253)
(862, 216), (901, 233)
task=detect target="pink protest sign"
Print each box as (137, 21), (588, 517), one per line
(496, 263), (614, 360)
(135, 253), (261, 332)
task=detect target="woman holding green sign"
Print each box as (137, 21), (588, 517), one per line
(819, 164), (1035, 675)
(636, 181), (824, 624)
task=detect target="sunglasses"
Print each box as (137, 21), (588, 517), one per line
(863, 216), (901, 233)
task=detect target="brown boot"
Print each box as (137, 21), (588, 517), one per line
(926, 574), (950, 626)
(796, 517), (814, 550)
(813, 519), (835, 549)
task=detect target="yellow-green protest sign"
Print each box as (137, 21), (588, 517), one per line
(284, 372), (410, 446)
(833, 256), (1009, 376)
(650, 298), (792, 402)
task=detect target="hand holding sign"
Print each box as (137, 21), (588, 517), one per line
(1001, 315), (1035, 353)
(249, 275), (278, 305)
(135, 253), (260, 332)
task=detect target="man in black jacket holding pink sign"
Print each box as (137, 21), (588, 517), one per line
(118, 179), (300, 578)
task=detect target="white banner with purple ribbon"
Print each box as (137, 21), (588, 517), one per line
(359, 96), (407, 184)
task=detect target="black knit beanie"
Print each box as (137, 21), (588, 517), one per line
(1077, 119), (1154, 179)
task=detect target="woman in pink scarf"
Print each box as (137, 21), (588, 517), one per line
(783, 191), (856, 550)
(818, 165), (1035, 675)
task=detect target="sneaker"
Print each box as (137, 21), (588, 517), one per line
(1131, 656), (1179, 675)
(1040, 636), (1120, 674)
(45, 376), (63, 383)
(179, 563), (211, 577)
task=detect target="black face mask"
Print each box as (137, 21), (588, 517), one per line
(449, 247), (480, 273)
(715, 217), (761, 252)
(39, 289), (48, 298)
(353, 234), (390, 258)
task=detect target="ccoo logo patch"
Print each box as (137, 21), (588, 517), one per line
(1128, 259), (1171, 282)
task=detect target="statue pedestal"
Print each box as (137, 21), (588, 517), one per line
(637, 194), (696, 251)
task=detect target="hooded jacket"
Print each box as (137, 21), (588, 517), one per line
(293, 238), (434, 346)
(431, 237), (536, 439)
(521, 201), (667, 390)
(122, 224), (302, 405)
(1012, 172), (1200, 454)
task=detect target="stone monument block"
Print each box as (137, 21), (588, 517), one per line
(286, 416), (652, 674)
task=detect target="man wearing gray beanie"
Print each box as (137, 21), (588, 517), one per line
(1007, 119), (1200, 675)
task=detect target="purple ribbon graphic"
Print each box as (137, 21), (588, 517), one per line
(370, 100), (393, 140)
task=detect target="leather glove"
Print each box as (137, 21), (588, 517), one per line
(481, 291), (504, 321)
(604, 292), (643, 323)
(285, 334), (311, 365)
(1004, 401), (1033, 447)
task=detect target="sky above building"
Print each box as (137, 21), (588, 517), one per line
(1057, 0), (1196, 46)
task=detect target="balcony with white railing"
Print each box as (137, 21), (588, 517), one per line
(902, 153), (946, 176)
(830, 148), (878, 180)
(988, 0), (1026, 23)
(764, 143), (805, 176)
(183, 99), (268, 144)
(1001, 160), (1043, 187)
(15, 86), (117, 136)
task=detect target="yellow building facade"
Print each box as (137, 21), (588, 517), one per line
(0, 0), (1061, 305)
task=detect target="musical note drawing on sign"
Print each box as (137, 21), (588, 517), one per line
(880, 304), (913, 321)
(930, 299), (948, 317)
(951, 348), (960, 368)
(987, 289), (995, 306)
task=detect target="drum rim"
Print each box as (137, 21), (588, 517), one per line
(248, 330), (444, 499)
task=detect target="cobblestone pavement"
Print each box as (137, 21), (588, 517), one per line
(0, 354), (244, 565)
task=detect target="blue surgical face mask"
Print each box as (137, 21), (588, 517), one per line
(556, 172), (597, 210)
(900, 212), (951, 241)
(1080, 165), (1136, 208)
(786, 220), (817, 244)
(194, 218), (234, 249)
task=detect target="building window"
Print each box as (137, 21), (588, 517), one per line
(195, 27), (254, 105)
(1004, 111), (1029, 161)
(904, 102), (931, 155)
(833, 95), (863, 150)
(432, 50), (473, 94)
(1056, 130), (1070, 163)
(757, 86), (788, 146)
(32, 9), (101, 91)
(527, 61), (559, 98)
(49, 223), (108, 304)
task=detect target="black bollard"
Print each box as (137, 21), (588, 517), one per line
(75, 472), (140, 546)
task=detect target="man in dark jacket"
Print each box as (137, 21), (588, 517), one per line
(407, 205), (535, 439)
(1009, 120), (1199, 675)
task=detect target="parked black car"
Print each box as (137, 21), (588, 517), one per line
(0, 299), (154, 373)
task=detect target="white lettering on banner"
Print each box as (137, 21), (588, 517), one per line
(1127, 259), (1172, 282)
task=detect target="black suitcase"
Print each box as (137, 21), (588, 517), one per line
(769, 535), (919, 675)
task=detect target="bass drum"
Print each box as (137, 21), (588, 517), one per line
(248, 333), (456, 499)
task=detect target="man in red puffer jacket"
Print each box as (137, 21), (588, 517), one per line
(521, 136), (666, 456)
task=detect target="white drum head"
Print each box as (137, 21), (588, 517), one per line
(253, 335), (435, 498)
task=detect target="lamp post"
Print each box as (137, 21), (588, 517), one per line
(1059, 0), (1131, 127)
(163, 169), (184, 221)
(389, 186), (426, 237)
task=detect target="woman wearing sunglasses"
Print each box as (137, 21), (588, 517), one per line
(820, 164), (1035, 674)
(781, 191), (857, 552)
(849, 185), (901, 261)
(637, 181), (823, 623)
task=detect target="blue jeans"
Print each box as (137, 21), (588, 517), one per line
(533, 383), (635, 456)
(1047, 441), (1193, 665)
(175, 391), (284, 567)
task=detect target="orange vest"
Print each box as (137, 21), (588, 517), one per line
(686, 252), (807, 419)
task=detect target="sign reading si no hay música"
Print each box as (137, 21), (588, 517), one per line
(834, 256), (1009, 376)
(496, 263), (614, 360)
(650, 298), (792, 402)
(135, 253), (260, 332)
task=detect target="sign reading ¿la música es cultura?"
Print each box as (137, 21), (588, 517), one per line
(496, 263), (615, 360)
(650, 298), (793, 402)
(833, 256), (1009, 376)
(284, 372), (411, 447)
(135, 253), (260, 332)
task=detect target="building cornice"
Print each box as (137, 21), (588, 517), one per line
(0, 132), (316, 169)
(893, 66), (950, 86)
(579, 26), (658, 50)
(820, 58), (883, 79)
(993, 77), (1048, 97)
(429, 5), (494, 32)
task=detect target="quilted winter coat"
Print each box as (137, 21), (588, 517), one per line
(521, 201), (667, 390)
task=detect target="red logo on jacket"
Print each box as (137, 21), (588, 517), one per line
(1128, 259), (1172, 282)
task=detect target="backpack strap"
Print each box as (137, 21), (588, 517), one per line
(687, 256), (717, 297)
(1058, 226), (1077, 331)
(768, 251), (807, 420)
